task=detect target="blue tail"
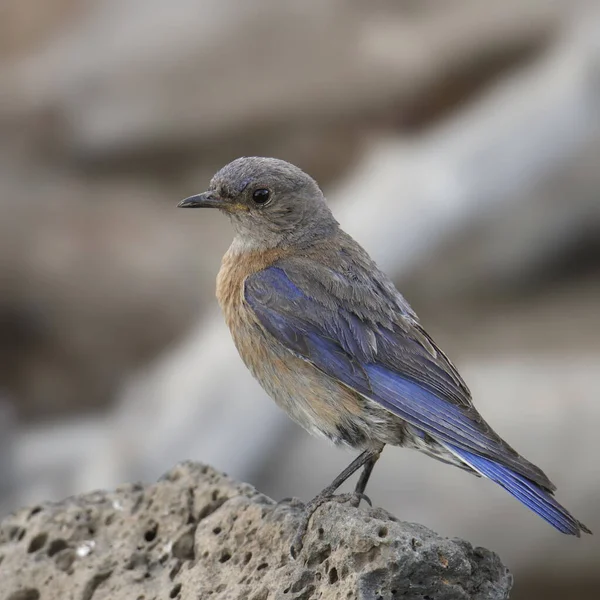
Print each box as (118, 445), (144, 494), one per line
(446, 444), (591, 536)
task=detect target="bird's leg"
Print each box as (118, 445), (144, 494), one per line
(348, 445), (384, 508)
(290, 445), (383, 558)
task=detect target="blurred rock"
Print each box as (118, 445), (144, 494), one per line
(0, 0), (561, 173)
(0, 462), (512, 600)
(0, 0), (578, 423)
(401, 138), (600, 314)
(0, 162), (229, 419)
(0, 393), (17, 514)
(0, 0), (81, 60)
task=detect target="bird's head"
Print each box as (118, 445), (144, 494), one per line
(178, 157), (338, 249)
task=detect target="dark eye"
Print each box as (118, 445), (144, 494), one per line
(252, 188), (271, 205)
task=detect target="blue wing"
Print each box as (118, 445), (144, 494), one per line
(245, 264), (590, 536)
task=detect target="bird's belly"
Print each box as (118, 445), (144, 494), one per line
(230, 316), (406, 448)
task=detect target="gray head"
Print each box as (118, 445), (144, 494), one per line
(178, 157), (338, 249)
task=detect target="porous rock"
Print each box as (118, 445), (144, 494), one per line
(0, 462), (512, 599)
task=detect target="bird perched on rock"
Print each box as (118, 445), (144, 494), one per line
(178, 157), (590, 556)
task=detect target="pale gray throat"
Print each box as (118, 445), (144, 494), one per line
(227, 209), (339, 252)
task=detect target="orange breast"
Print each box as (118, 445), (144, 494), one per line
(216, 245), (289, 332)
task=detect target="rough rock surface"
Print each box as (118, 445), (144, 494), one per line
(0, 462), (511, 600)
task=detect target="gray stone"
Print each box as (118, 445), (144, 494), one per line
(0, 462), (512, 600)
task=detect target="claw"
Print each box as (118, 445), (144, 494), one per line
(332, 491), (372, 508)
(356, 492), (373, 507)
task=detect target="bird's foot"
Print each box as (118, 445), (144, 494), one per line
(289, 491), (372, 559)
(336, 491), (372, 508)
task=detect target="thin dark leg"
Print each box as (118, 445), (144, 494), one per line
(290, 445), (383, 558)
(350, 444), (384, 507)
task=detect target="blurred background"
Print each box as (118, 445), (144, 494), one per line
(1, 0), (599, 597)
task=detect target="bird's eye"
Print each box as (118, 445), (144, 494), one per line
(252, 188), (271, 205)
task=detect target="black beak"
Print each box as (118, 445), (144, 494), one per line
(177, 191), (223, 208)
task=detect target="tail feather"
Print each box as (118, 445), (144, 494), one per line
(445, 444), (591, 536)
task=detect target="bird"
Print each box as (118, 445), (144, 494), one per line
(178, 156), (591, 556)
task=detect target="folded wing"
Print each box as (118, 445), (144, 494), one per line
(245, 264), (554, 490)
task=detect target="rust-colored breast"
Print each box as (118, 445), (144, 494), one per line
(216, 245), (289, 331)
(215, 244), (295, 404)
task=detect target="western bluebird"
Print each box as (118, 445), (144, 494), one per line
(178, 157), (590, 556)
